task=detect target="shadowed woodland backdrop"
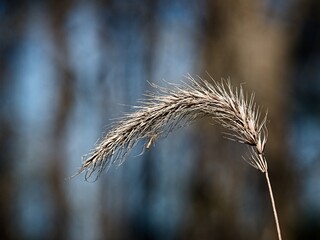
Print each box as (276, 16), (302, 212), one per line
(1, 0), (320, 239)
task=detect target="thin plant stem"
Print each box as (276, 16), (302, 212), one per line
(265, 170), (282, 240)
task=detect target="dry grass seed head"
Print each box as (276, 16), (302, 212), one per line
(78, 75), (268, 180)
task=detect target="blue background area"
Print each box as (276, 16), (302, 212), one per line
(0, 0), (320, 239)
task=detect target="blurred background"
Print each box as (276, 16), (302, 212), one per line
(1, 0), (320, 239)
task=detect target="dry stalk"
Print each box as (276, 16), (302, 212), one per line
(78, 75), (282, 240)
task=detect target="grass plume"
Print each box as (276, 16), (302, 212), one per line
(78, 75), (282, 240)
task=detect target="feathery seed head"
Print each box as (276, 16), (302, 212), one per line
(78, 75), (268, 179)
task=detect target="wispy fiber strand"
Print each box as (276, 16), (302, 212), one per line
(78, 75), (282, 240)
